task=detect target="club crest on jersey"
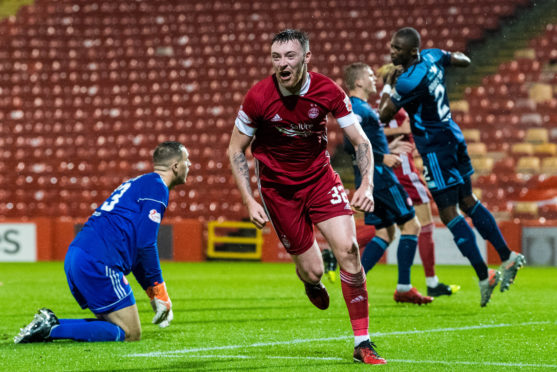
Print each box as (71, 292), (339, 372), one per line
(148, 209), (161, 223)
(308, 107), (320, 119)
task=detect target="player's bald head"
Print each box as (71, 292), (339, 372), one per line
(153, 141), (186, 166)
(394, 27), (421, 50)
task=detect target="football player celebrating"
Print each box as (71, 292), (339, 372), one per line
(229, 29), (385, 365)
(378, 63), (460, 298)
(15, 141), (190, 343)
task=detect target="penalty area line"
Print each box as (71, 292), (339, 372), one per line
(126, 320), (553, 358)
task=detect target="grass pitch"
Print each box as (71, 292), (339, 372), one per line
(1, 261), (556, 371)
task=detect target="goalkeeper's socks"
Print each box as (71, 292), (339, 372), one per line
(50, 319), (125, 342)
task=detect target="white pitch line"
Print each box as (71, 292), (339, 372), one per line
(192, 355), (345, 361)
(390, 359), (557, 369)
(129, 354), (557, 368)
(127, 320), (553, 358)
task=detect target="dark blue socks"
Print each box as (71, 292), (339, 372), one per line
(447, 215), (488, 280)
(50, 319), (125, 342)
(466, 202), (511, 261)
(361, 236), (389, 273)
(397, 235), (418, 285)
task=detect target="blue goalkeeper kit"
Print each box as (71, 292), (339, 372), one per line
(64, 172), (168, 314)
(50, 172), (169, 342)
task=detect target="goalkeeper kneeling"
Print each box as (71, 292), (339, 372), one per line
(14, 142), (190, 343)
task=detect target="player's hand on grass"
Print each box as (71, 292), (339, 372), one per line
(146, 282), (172, 327)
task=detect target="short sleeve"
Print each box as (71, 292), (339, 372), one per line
(422, 48), (451, 68)
(234, 89), (259, 136)
(391, 73), (423, 110)
(330, 88), (357, 128)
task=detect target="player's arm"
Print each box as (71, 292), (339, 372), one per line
(132, 199), (173, 327)
(343, 123), (374, 213)
(383, 117), (411, 137)
(388, 135), (414, 155)
(228, 126), (269, 229)
(378, 67), (402, 124)
(450, 51), (471, 67)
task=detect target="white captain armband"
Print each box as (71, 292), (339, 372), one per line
(381, 84), (392, 96)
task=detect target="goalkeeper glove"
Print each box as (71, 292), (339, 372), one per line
(146, 282), (172, 327)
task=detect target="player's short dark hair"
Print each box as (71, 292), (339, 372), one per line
(395, 27), (421, 49)
(153, 141), (185, 165)
(344, 62), (370, 90)
(271, 29), (310, 52)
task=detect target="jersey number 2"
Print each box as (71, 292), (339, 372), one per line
(101, 182), (132, 211)
(434, 84), (450, 119)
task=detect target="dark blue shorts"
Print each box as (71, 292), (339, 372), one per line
(365, 183), (416, 229)
(421, 139), (474, 192)
(64, 245), (136, 315)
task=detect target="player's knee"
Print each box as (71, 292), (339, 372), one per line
(125, 328), (141, 342)
(334, 241), (359, 264)
(375, 229), (392, 244)
(401, 217), (421, 236)
(439, 207), (459, 225)
(298, 265), (323, 284)
(459, 195), (478, 214)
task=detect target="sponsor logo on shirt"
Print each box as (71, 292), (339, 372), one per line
(276, 123), (314, 137)
(271, 113), (282, 122)
(122, 275), (129, 285)
(148, 209), (162, 223)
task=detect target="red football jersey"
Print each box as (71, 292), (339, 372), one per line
(235, 72), (356, 186)
(386, 109), (432, 204)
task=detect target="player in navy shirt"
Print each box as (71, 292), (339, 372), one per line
(343, 62), (432, 305)
(379, 27), (525, 307)
(15, 141), (190, 343)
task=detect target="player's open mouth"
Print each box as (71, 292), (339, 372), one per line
(279, 71), (291, 80)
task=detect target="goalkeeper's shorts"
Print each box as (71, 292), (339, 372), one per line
(64, 245), (136, 315)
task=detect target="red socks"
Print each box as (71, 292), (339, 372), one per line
(340, 268), (369, 337)
(418, 223), (435, 278)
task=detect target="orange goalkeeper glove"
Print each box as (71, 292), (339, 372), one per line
(146, 282), (173, 328)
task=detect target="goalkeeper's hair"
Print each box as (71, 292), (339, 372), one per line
(153, 141), (185, 166)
